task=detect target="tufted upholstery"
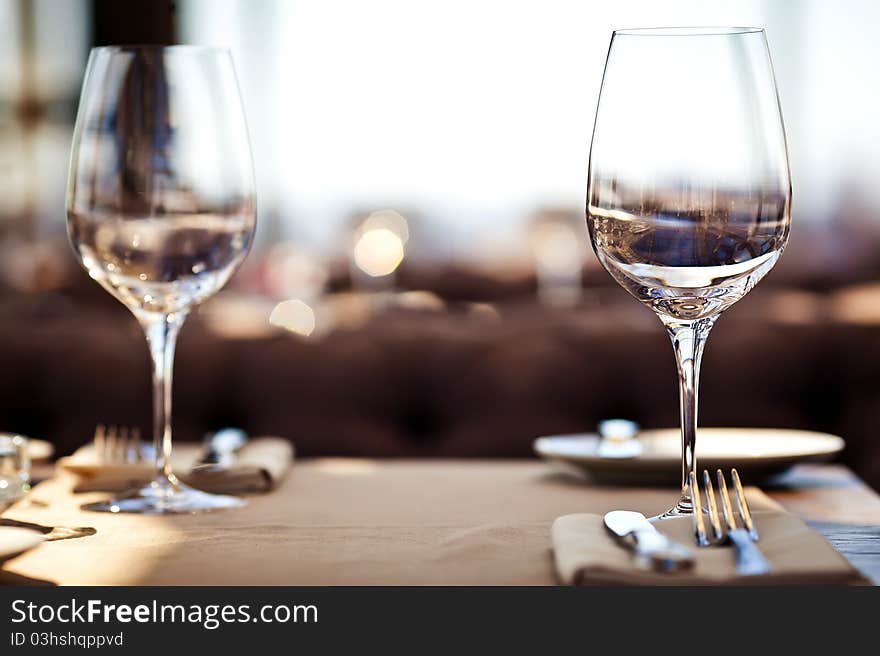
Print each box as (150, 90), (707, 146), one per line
(2, 272), (879, 492)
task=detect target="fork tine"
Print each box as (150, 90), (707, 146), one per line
(94, 424), (106, 462)
(131, 428), (142, 463)
(106, 425), (116, 463)
(117, 426), (129, 463)
(716, 469), (737, 531)
(702, 469), (723, 541)
(689, 471), (710, 546)
(731, 469), (759, 541)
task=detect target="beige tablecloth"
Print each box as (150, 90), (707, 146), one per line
(2, 460), (879, 585)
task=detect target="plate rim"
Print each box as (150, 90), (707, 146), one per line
(534, 427), (846, 465)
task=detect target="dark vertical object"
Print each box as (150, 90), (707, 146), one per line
(91, 0), (177, 46)
(114, 51), (174, 215)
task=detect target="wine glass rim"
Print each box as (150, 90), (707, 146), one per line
(91, 44), (232, 55)
(613, 26), (764, 37)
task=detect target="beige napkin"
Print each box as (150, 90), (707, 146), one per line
(64, 438), (294, 495)
(552, 491), (869, 585)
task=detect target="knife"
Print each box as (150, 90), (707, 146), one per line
(604, 511), (694, 572)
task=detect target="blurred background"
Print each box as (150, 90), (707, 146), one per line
(2, 0), (880, 488)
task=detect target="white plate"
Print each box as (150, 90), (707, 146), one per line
(534, 428), (845, 484)
(0, 527), (45, 565)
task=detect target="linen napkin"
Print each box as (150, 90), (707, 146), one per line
(63, 437), (294, 495)
(185, 438), (294, 494)
(552, 490), (869, 585)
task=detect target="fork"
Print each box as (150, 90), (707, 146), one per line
(689, 468), (772, 576)
(92, 424), (144, 464)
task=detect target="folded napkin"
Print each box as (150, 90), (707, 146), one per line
(65, 437), (294, 495)
(552, 491), (868, 585)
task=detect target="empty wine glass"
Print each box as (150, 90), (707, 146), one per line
(66, 46), (256, 513)
(586, 28), (791, 519)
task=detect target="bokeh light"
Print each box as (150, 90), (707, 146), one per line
(269, 299), (317, 336)
(353, 227), (405, 277)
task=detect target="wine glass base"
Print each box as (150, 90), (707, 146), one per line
(82, 480), (246, 514)
(648, 500), (694, 523)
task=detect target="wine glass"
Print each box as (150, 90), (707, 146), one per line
(586, 28), (791, 519)
(66, 46), (256, 513)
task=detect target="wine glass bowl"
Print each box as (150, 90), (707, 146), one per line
(589, 186), (789, 322)
(66, 46), (256, 513)
(586, 27), (791, 518)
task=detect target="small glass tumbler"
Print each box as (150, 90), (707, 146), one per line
(0, 434), (30, 505)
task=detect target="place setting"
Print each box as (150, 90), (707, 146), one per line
(537, 417), (864, 584)
(59, 425), (293, 497)
(551, 467), (867, 585)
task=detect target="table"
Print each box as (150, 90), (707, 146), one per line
(2, 460), (879, 585)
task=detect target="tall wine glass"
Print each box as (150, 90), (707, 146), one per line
(586, 28), (791, 519)
(66, 46), (256, 513)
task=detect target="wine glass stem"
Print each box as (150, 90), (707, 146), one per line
(140, 311), (188, 489)
(665, 317), (716, 513)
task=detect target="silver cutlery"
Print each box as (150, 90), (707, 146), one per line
(690, 468), (772, 576)
(92, 424), (144, 464)
(604, 510), (694, 572)
(192, 427), (248, 471)
(597, 419), (643, 458)
(91, 425), (247, 470)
